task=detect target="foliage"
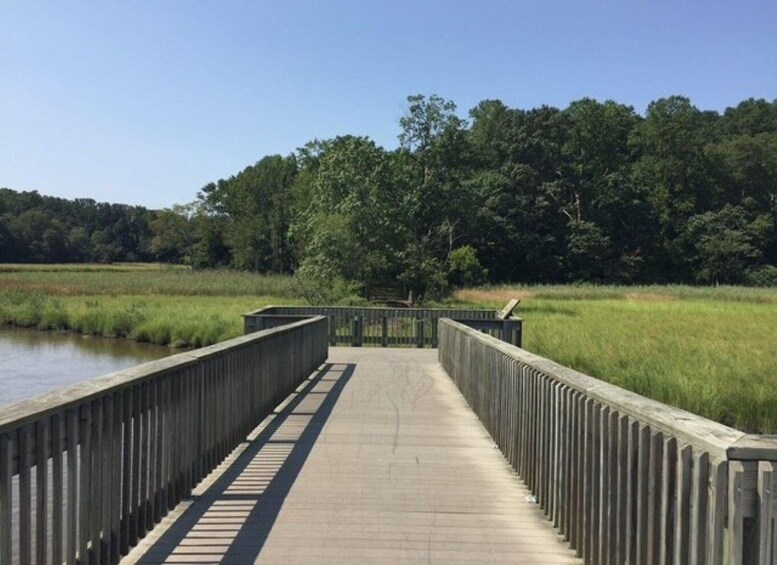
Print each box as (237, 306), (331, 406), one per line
(3, 94), (777, 294)
(448, 245), (487, 287)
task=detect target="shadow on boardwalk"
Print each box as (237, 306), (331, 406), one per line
(136, 362), (355, 564)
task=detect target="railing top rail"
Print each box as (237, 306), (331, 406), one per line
(244, 305), (497, 316)
(0, 316), (327, 435)
(440, 318), (777, 461)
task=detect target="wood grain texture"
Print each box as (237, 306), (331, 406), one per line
(438, 318), (777, 565)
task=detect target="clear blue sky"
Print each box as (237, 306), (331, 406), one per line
(2, 1), (775, 208)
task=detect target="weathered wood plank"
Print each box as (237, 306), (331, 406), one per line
(78, 403), (92, 564)
(757, 461), (775, 565)
(51, 414), (64, 564)
(706, 458), (727, 565)
(0, 432), (12, 565)
(646, 430), (663, 565)
(674, 444), (692, 565)
(35, 419), (49, 565)
(728, 461), (746, 565)
(19, 425), (32, 564)
(690, 452), (710, 564)
(658, 436), (677, 565)
(66, 409), (78, 564)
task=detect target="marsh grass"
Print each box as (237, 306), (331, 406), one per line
(0, 266), (296, 296)
(0, 264), (300, 347)
(455, 286), (777, 433)
(1, 266), (775, 433)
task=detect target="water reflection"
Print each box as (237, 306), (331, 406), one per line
(0, 326), (174, 407)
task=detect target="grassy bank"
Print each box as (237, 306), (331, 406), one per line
(1, 265), (775, 433)
(0, 264), (300, 347)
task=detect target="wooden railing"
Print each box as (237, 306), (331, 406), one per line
(0, 317), (328, 564)
(244, 305), (522, 348)
(438, 318), (777, 565)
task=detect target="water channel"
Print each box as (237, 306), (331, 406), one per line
(0, 326), (174, 407)
(0, 326), (176, 563)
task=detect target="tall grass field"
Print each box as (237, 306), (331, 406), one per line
(0, 264), (301, 347)
(0, 264), (775, 433)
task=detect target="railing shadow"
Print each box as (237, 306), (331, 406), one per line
(137, 362), (356, 564)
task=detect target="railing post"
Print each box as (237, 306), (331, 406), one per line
(415, 318), (424, 348)
(381, 316), (388, 347)
(329, 315), (337, 346)
(352, 316), (363, 347)
(727, 436), (777, 564)
(501, 319), (523, 347)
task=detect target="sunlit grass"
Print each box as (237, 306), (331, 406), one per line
(1, 266), (775, 433)
(0, 293), (302, 348)
(0, 264), (296, 296)
(0, 264), (299, 347)
(455, 286), (777, 434)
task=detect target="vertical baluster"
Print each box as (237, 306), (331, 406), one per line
(159, 376), (169, 518)
(728, 461), (746, 565)
(606, 410), (619, 565)
(131, 385), (142, 546)
(111, 391), (123, 563)
(36, 419), (49, 565)
(659, 437), (677, 565)
(567, 392), (578, 548)
(597, 406), (610, 565)
(625, 419), (639, 565)
(102, 395), (114, 564)
(0, 432), (13, 565)
(705, 458), (726, 565)
(19, 425), (33, 564)
(689, 452), (710, 564)
(757, 461), (776, 565)
(646, 430), (663, 565)
(139, 383), (149, 539)
(673, 444), (692, 564)
(51, 414), (64, 564)
(92, 399), (103, 565)
(150, 380), (161, 528)
(575, 393), (586, 557)
(635, 425), (651, 564)
(66, 409), (78, 564)
(582, 398), (595, 563)
(78, 405), (92, 564)
(121, 389), (132, 555)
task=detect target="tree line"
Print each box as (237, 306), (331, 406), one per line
(3, 95), (776, 297)
(0, 189), (155, 263)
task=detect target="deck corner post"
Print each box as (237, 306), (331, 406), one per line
(415, 318), (424, 348)
(351, 316), (363, 347)
(328, 315), (337, 345)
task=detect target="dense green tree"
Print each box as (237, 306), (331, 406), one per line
(3, 93), (776, 291)
(294, 136), (403, 293)
(685, 206), (763, 284)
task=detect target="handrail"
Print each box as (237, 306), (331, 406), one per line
(0, 316), (328, 564)
(244, 305), (520, 347)
(438, 318), (777, 565)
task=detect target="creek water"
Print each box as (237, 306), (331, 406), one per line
(0, 326), (174, 407)
(0, 327), (175, 563)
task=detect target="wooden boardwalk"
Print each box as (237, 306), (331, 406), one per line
(126, 348), (580, 564)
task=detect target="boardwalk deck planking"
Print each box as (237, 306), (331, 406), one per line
(127, 348), (580, 565)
